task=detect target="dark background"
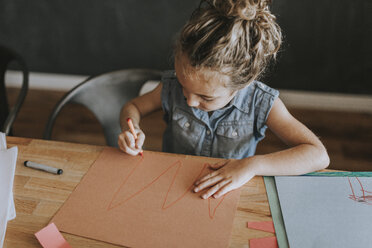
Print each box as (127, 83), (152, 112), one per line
(1, 0), (371, 94)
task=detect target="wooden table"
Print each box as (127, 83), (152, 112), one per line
(4, 136), (274, 248)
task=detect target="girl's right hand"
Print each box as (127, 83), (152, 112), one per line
(117, 128), (145, 156)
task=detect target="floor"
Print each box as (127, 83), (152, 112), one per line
(7, 87), (372, 171)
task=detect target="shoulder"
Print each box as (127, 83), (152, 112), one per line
(161, 70), (185, 113)
(233, 81), (279, 113)
(161, 70), (177, 84)
(161, 70), (182, 93)
(253, 81), (279, 98)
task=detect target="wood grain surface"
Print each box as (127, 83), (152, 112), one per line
(5, 136), (273, 248)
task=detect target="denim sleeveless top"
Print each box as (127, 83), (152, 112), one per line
(161, 70), (279, 159)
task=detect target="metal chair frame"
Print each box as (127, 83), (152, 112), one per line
(43, 69), (162, 147)
(0, 45), (29, 135)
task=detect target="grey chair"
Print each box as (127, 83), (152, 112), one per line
(43, 69), (162, 147)
(0, 45), (29, 135)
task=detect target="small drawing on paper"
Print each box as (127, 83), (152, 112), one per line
(347, 177), (372, 206)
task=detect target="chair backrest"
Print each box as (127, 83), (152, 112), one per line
(43, 69), (162, 147)
(0, 45), (29, 135)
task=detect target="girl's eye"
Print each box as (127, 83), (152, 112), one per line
(202, 97), (214, 102)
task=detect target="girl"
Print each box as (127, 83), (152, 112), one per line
(118, 0), (329, 199)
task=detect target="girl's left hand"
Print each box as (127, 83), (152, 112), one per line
(193, 159), (257, 199)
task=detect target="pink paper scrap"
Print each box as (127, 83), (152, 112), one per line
(249, 236), (278, 248)
(35, 222), (72, 248)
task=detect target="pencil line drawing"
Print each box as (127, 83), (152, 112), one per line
(347, 177), (372, 205)
(107, 155), (227, 219)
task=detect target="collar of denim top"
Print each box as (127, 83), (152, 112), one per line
(166, 70), (255, 127)
(187, 83), (254, 125)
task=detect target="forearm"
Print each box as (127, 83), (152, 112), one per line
(120, 101), (142, 131)
(119, 82), (163, 132)
(193, 141), (329, 199)
(248, 143), (330, 176)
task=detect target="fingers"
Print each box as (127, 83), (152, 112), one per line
(194, 174), (223, 193)
(117, 131), (143, 156)
(135, 130), (145, 150)
(201, 180), (232, 199)
(118, 134), (126, 152)
(118, 132), (138, 156)
(124, 131), (136, 148)
(212, 182), (235, 198)
(193, 159), (256, 199)
(194, 170), (220, 186)
(194, 160), (229, 186)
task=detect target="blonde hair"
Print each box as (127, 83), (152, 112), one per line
(175, 0), (282, 89)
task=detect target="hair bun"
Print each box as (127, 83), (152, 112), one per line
(209, 0), (270, 21)
(237, 4), (257, 21)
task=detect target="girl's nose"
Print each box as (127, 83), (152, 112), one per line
(186, 95), (199, 107)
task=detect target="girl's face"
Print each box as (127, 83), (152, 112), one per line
(175, 54), (237, 112)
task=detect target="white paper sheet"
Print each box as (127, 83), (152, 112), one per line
(0, 133), (17, 247)
(0, 133), (15, 221)
(275, 176), (372, 248)
(0, 133), (5, 149)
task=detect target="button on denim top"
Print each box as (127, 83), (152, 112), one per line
(161, 70), (279, 159)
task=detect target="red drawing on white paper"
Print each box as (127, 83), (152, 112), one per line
(347, 177), (372, 206)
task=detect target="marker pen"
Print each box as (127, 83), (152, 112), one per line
(24, 161), (63, 175)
